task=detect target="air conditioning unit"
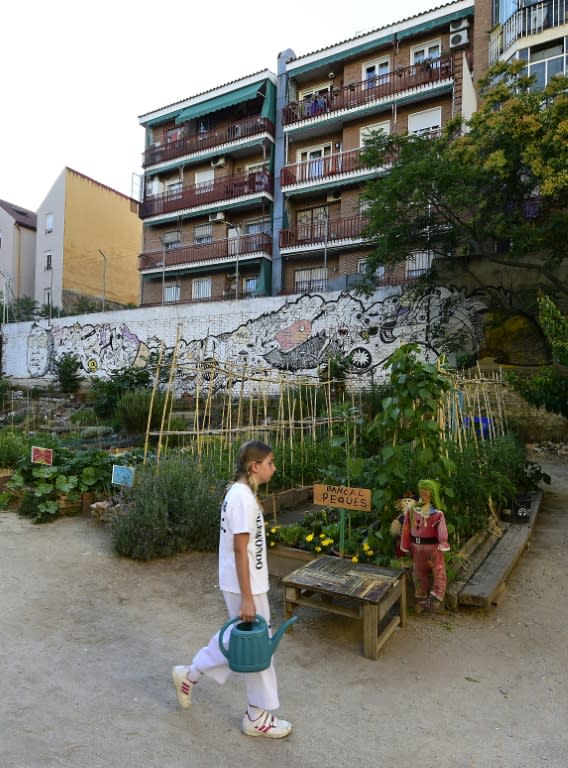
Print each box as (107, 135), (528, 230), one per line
(211, 156), (226, 168)
(326, 190), (342, 202)
(449, 29), (469, 48)
(449, 18), (469, 33)
(209, 211), (225, 223)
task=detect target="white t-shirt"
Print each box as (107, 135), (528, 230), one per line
(218, 481), (269, 595)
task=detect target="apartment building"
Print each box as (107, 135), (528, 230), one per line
(138, 72), (276, 305)
(137, 1), (476, 306)
(475, 0), (568, 83)
(0, 199), (36, 311)
(35, 168), (142, 314)
(274, 0), (476, 296)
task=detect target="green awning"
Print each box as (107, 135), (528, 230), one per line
(175, 81), (266, 124)
(260, 80), (275, 119)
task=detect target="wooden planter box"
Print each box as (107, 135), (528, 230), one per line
(260, 486), (313, 519)
(268, 544), (319, 579)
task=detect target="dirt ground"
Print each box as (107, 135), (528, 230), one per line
(1, 451), (567, 768)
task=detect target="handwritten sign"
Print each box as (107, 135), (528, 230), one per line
(112, 465), (135, 487)
(31, 446), (54, 465)
(313, 484), (372, 512)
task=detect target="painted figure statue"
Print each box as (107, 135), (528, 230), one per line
(400, 479), (450, 613)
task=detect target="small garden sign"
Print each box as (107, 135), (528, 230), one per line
(313, 484), (372, 557)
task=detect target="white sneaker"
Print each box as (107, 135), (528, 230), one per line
(171, 666), (195, 709)
(241, 710), (292, 738)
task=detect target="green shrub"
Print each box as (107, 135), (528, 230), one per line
(54, 352), (82, 394)
(0, 429), (30, 468)
(115, 389), (166, 434)
(111, 452), (225, 560)
(69, 408), (100, 426)
(88, 366), (152, 419)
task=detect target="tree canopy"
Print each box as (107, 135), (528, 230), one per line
(359, 62), (568, 304)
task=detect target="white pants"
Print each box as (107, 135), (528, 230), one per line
(191, 591), (280, 711)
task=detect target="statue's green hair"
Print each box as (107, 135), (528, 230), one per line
(418, 478), (443, 511)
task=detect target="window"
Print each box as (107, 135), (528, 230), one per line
(244, 277), (258, 295)
(294, 266), (327, 293)
(357, 257), (385, 279)
(192, 277), (211, 300)
(412, 40), (441, 64)
(166, 180), (182, 198)
(45, 251), (52, 270)
(195, 169), (214, 194)
(193, 223), (213, 245)
(45, 213), (54, 233)
(161, 230), (181, 250)
(408, 107), (442, 136)
(406, 250), (433, 278)
(298, 144), (332, 181)
(519, 39), (567, 91)
(245, 219), (271, 236)
(163, 284), (180, 303)
(44, 288), (52, 307)
(165, 126), (183, 143)
(360, 121), (391, 147)
(362, 58), (390, 89)
(296, 206), (329, 242)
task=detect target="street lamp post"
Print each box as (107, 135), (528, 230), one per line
(98, 250), (108, 312)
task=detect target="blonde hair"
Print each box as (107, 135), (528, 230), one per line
(232, 440), (272, 494)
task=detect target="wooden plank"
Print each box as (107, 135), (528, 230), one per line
(459, 524), (531, 608)
(459, 491), (542, 609)
(445, 531), (501, 610)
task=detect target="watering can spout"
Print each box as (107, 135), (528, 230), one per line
(270, 615), (298, 654)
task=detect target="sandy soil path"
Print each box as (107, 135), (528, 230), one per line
(1, 453), (567, 768)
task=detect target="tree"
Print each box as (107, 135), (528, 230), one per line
(507, 294), (568, 419)
(359, 62), (568, 304)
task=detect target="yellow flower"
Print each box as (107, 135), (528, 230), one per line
(367, 550), (374, 556)
(270, 541), (275, 547)
(270, 527), (277, 534)
(305, 533), (314, 542)
(351, 556), (359, 563)
(363, 542), (370, 551)
(319, 533), (325, 538)
(315, 546), (321, 552)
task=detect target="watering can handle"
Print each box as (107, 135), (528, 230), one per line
(218, 614), (265, 659)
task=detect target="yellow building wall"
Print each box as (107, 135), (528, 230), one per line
(63, 169), (142, 305)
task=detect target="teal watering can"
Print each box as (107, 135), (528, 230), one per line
(218, 613), (298, 673)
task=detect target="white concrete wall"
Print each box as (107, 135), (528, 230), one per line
(2, 285), (486, 393)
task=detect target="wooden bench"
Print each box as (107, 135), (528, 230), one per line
(458, 490), (543, 609)
(282, 555), (406, 659)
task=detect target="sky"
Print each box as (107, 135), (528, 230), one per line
(1, 0), (434, 212)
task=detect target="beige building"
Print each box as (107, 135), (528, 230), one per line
(35, 168), (142, 314)
(0, 199), (37, 313)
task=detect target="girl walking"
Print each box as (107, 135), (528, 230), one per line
(172, 440), (292, 738)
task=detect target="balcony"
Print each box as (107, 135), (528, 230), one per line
(280, 215), (369, 250)
(143, 116), (275, 167)
(139, 170), (273, 219)
(282, 56), (455, 126)
(490, 1), (567, 63)
(280, 147), (396, 189)
(138, 233), (273, 272)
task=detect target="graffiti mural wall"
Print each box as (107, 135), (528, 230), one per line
(4, 286), (487, 393)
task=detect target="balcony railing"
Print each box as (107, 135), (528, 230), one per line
(280, 147), (397, 187)
(143, 116), (275, 167)
(280, 215), (369, 248)
(490, 1), (567, 63)
(138, 233), (272, 271)
(282, 55), (455, 126)
(139, 171), (273, 219)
